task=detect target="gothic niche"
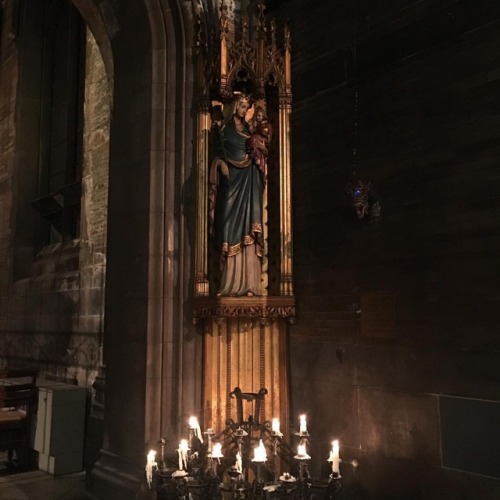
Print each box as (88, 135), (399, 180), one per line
(193, 0), (295, 324)
(192, 0), (295, 433)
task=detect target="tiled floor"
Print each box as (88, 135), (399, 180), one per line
(0, 453), (88, 500)
(0, 469), (88, 500)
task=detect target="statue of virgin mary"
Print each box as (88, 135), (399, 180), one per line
(209, 95), (266, 296)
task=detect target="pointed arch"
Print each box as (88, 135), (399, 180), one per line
(71, 0), (114, 96)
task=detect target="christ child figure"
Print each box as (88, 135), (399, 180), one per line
(248, 106), (272, 180)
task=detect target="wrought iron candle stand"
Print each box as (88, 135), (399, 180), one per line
(149, 387), (345, 500)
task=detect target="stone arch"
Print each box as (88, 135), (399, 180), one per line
(11, 0), (111, 389)
(70, 0), (115, 97)
(87, 0), (202, 496)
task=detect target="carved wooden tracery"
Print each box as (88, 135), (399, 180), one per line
(193, 0), (294, 432)
(194, 0), (294, 318)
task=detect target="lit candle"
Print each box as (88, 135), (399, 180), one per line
(178, 439), (189, 470)
(211, 442), (224, 459)
(145, 449), (157, 488)
(252, 439), (267, 462)
(299, 414), (307, 434)
(328, 440), (340, 474)
(294, 439), (311, 460)
(297, 443), (308, 458)
(235, 451), (243, 473)
(188, 416), (204, 444)
(272, 418), (281, 435)
(177, 448), (182, 471)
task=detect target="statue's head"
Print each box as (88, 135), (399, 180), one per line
(254, 106), (265, 123)
(232, 93), (251, 119)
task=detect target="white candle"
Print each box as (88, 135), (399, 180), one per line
(328, 440), (340, 474)
(253, 439), (267, 462)
(211, 442), (224, 459)
(178, 439), (189, 470)
(188, 416), (204, 444)
(235, 451), (243, 473)
(294, 440), (311, 461)
(145, 449), (157, 487)
(299, 414), (307, 434)
(272, 418), (281, 434)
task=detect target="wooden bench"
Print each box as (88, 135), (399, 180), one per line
(0, 369), (38, 468)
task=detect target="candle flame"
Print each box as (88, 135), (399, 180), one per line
(188, 416), (204, 443)
(272, 418), (281, 433)
(211, 442), (224, 458)
(253, 439), (267, 462)
(179, 439), (189, 452)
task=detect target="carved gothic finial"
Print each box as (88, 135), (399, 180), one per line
(270, 19), (277, 50)
(220, 0), (228, 16)
(220, 0), (229, 41)
(254, 1), (266, 95)
(256, 0), (266, 42)
(257, 0), (265, 25)
(257, 0), (265, 16)
(219, 0), (230, 96)
(241, 16), (249, 41)
(284, 21), (291, 51)
(195, 14), (206, 55)
(195, 13), (210, 95)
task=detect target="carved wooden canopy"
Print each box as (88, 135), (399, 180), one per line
(193, 0), (295, 322)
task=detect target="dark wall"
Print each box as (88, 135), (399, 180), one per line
(281, 0), (500, 498)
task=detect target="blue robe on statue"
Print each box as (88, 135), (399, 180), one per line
(210, 117), (264, 296)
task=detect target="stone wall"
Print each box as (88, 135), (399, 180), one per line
(0, 7), (110, 390)
(77, 26), (111, 383)
(272, 0), (500, 498)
